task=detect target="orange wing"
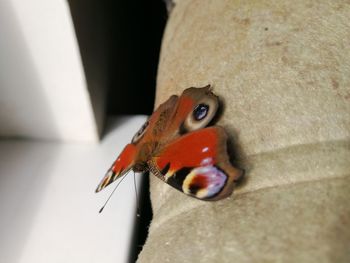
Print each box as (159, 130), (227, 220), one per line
(95, 144), (136, 192)
(148, 127), (243, 200)
(95, 95), (179, 193)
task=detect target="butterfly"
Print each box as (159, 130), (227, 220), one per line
(96, 85), (243, 201)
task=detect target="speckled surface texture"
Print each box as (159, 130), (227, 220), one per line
(137, 0), (350, 262)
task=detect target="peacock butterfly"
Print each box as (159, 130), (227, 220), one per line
(96, 85), (243, 201)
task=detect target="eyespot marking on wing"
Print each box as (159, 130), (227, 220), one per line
(166, 167), (193, 191)
(193, 103), (209, 121)
(182, 166), (227, 199)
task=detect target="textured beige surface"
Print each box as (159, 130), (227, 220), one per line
(137, 0), (350, 262)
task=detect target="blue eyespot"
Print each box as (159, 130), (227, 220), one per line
(193, 104), (209, 121)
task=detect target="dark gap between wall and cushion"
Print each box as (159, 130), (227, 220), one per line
(105, 2), (167, 261)
(129, 174), (153, 263)
(68, 1), (168, 262)
(106, 0), (167, 115)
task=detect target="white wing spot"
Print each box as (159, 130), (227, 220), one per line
(200, 157), (213, 166)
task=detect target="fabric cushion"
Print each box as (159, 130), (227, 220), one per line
(138, 0), (350, 262)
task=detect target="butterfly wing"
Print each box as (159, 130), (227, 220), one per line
(163, 85), (220, 138)
(148, 127), (243, 200)
(96, 86), (242, 200)
(95, 143), (136, 192)
(96, 95), (179, 193)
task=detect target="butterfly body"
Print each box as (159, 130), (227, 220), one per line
(96, 86), (243, 200)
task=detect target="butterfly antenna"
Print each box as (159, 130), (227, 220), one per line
(99, 172), (129, 213)
(133, 171), (141, 217)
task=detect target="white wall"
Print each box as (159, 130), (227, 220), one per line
(0, 0), (102, 142)
(0, 116), (146, 263)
